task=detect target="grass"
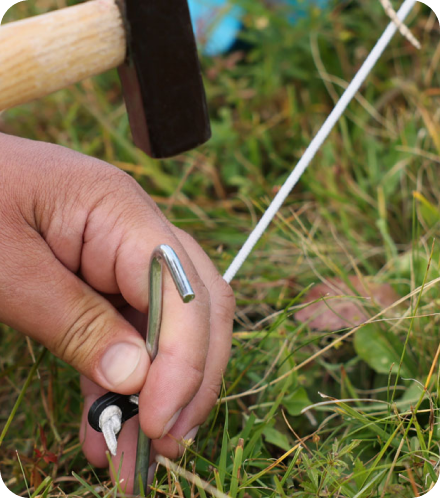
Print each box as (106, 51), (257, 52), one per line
(1, 0), (440, 496)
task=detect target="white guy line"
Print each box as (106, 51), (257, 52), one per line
(223, 0), (418, 284)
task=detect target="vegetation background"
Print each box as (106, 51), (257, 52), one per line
(1, 0), (439, 496)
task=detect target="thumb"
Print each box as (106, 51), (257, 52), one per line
(0, 223), (149, 394)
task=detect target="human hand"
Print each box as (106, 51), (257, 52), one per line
(0, 133), (235, 491)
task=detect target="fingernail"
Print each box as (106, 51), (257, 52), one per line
(148, 463), (157, 485)
(161, 409), (182, 438)
(101, 343), (142, 387)
(183, 426), (199, 443)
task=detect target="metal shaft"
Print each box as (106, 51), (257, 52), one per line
(133, 245), (195, 496)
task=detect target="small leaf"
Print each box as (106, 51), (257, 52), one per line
(354, 325), (415, 377)
(30, 467), (42, 491)
(262, 427), (291, 451)
(401, 382), (424, 404)
(301, 454), (319, 490)
(353, 459), (367, 493)
(43, 452), (58, 464)
(283, 387), (311, 416)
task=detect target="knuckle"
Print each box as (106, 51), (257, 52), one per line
(88, 168), (161, 230)
(88, 169), (135, 210)
(203, 380), (222, 407)
(51, 301), (110, 366)
(101, 168), (142, 199)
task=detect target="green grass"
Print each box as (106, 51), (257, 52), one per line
(1, 0), (440, 496)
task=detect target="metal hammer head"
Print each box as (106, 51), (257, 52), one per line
(118, 0), (211, 159)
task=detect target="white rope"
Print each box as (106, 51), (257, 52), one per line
(99, 405), (122, 456)
(223, 0), (418, 284)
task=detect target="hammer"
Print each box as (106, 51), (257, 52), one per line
(0, 0), (211, 158)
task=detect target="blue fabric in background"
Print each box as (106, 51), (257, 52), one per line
(188, 0), (330, 56)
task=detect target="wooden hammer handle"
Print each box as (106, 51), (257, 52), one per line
(0, 0), (126, 111)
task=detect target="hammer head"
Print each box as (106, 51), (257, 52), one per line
(118, 0), (211, 159)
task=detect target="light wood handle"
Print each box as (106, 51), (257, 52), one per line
(0, 0), (126, 111)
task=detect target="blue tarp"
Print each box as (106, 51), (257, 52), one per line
(188, 0), (330, 55)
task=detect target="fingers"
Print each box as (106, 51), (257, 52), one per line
(80, 231), (234, 467)
(78, 173), (213, 438)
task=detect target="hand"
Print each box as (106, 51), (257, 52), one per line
(0, 133), (235, 491)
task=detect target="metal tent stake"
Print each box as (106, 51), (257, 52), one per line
(134, 245), (195, 496)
